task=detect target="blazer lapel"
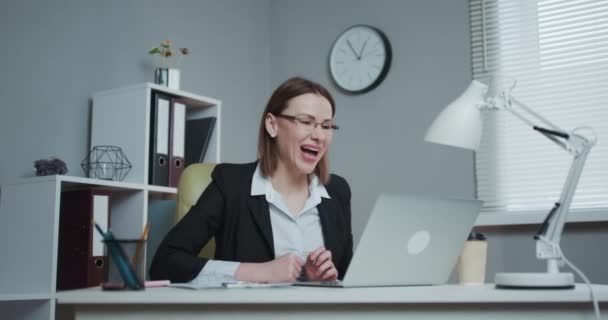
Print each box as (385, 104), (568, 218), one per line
(247, 196), (275, 255)
(317, 198), (339, 256)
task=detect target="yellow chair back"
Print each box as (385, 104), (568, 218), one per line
(176, 163), (216, 258)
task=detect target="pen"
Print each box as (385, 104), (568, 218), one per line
(132, 222), (150, 267)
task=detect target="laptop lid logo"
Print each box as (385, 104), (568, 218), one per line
(407, 230), (431, 255)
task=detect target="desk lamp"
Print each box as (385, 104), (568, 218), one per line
(424, 78), (596, 289)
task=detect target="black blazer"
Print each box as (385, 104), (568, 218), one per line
(149, 162), (353, 283)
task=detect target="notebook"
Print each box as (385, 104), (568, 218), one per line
(296, 193), (482, 287)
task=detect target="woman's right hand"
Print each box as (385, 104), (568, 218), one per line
(235, 253), (304, 283)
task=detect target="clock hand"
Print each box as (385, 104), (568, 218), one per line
(346, 39), (360, 60)
(358, 39), (368, 59)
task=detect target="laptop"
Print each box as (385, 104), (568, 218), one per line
(296, 193), (482, 287)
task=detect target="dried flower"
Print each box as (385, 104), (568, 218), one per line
(149, 39), (189, 68)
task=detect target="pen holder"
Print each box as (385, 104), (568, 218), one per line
(103, 239), (146, 290)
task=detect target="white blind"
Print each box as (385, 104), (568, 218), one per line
(470, 0), (608, 216)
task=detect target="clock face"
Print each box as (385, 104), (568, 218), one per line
(329, 25), (392, 94)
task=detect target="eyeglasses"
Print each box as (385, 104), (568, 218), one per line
(275, 114), (340, 132)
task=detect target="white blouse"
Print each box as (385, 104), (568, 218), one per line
(189, 164), (329, 284)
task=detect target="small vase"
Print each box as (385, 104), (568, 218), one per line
(154, 68), (180, 90)
(154, 68), (168, 86)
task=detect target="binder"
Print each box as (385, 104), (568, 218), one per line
(185, 117), (216, 166)
(57, 190), (111, 290)
(168, 100), (186, 187)
(149, 93), (170, 186)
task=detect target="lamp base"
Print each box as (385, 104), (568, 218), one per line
(495, 272), (575, 289)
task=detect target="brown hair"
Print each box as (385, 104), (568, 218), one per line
(257, 77), (336, 185)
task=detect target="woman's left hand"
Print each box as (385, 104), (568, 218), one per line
(304, 247), (338, 281)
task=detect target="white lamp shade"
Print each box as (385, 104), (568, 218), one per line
(424, 80), (488, 150)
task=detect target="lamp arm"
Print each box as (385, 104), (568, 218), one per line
(506, 96), (571, 152)
(534, 144), (592, 273)
(543, 145), (593, 244)
(498, 92), (597, 265)
(509, 95), (564, 132)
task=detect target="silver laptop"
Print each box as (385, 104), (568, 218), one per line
(296, 193), (482, 287)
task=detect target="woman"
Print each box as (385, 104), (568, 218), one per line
(150, 77), (353, 284)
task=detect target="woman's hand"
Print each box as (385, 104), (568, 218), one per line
(235, 253), (304, 283)
(304, 247), (338, 281)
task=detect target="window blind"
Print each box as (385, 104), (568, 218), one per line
(470, 0), (608, 216)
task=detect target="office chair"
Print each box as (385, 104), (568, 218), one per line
(175, 163), (216, 258)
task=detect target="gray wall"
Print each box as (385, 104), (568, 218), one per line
(269, 0), (475, 244)
(1, 0), (606, 284)
(0, 0), (271, 184)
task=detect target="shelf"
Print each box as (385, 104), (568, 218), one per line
(59, 175), (151, 191)
(0, 293), (52, 301)
(147, 184), (177, 194)
(94, 83), (221, 109)
(5, 175), (178, 195)
(91, 83), (221, 185)
(59, 176), (178, 195)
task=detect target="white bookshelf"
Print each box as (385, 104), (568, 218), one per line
(91, 82), (221, 185)
(0, 175), (176, 319)
(0, 84), (221, 320)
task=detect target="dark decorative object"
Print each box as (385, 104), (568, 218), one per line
(81, 146), (132, 181)
(34, 157), (68, 176)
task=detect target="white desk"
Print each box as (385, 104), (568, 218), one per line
(56, 284), (608, 320)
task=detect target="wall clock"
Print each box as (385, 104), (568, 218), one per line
(329, 25), (392, 94)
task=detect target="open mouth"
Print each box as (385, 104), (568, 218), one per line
(301, 146), (319, 157)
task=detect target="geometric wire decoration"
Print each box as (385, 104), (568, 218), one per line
(81, 145), (132, 181)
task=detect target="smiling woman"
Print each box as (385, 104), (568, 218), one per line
(150, 77), (353, 285)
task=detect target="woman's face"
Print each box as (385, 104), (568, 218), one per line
(266, 93), (334, 176)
